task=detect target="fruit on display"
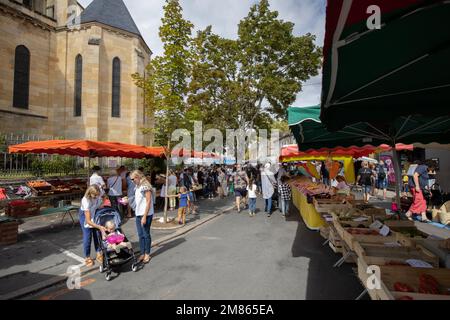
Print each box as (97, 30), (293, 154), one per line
(27, 180), (51, 189)
(394, 282), (415, 293)
(347, 228), (379, 235)
(419, 274), (441, 295)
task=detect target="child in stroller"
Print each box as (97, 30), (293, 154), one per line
(102, 221), (132, 254)
(94, 207), (139, 281)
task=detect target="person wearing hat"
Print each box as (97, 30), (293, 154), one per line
(89, 166), (106, 196)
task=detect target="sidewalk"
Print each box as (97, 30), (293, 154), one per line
(0, 195), (235, 300)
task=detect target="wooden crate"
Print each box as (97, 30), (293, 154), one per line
(329, 241), (343, 254)
(328, 225), (343, 252)
(319, 226), (330, 240)
(313, 198), (352, 213)
(334, 222), (401, 251)
(0, 221), (19, 245)
(6, 202), (40, 218)
(377, 265), (450, 300)
(355, 243), (439, 267)
(331, 213), (372, 229)
(358, 257), (450, 300)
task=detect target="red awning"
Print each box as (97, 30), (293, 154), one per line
(8, 140), (166, 159)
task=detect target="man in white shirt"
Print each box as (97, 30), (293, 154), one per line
(107, 168), (123, 218)
(89, 166), (106, 196)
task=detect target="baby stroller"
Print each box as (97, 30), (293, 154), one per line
(94, 207), (139, 281)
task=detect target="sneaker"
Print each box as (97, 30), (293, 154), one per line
(267, 213), (271, 217)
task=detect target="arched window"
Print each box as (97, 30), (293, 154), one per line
(74, 54), (82, 117)
(112, 57), (121, 118)
(13, 45), (30, 109)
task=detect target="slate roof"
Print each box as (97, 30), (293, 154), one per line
(80, 0), (142, 37)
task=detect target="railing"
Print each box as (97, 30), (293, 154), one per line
(0, 133), (127, 179)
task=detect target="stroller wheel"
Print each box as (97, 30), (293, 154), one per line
(131, 264), (138, 272)
(99, 264), (105, 273)
(105, 272), (112, 281)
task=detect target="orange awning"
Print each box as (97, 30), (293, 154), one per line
(280, 144), (413, 161)
(8, 140), (166, 159)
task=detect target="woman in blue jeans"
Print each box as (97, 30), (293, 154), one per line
(79, 185), (106, 267)
(130, 170), (154, 264)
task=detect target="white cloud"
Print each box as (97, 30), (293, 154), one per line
(78, 0), (326, 106)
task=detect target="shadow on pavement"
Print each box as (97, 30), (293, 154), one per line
(288, 206), (366, 300)
(151, 237), (186, 259)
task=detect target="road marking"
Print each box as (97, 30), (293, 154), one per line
(38, 278), (96, 300)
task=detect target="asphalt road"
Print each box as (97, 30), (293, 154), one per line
(25, 199), (365, 300)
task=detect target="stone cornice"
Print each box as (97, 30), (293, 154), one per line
(0, 109), (48, 120)
(56, 21), (152, 56)
(0, 1), (56, 32)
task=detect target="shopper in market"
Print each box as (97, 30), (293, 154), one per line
(376, 160), (389, 200)
(357, 161), (374, 203)
(261, 163), (276, 217)
(167, 170), (178, 211)
(278, 175), (292, 217)
(107, 167), (123, 218)
(320, 161), (330, 186)
(89, 165), (106, 196)
(405, 160), (436, 223)
(79, 185), (106, 267)
(130, 170), (154, 264)
(234, 164), (250, 213)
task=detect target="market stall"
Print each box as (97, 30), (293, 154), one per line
(1, 140), (166, 244)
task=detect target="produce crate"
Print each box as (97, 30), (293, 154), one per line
(319, 226), (330, 240)
(354, 243), (439, 267)
(328, 225), (343, 253)
(0, 220), (19, 245)
(6, 201), (41, 218)
(360, 207), (387, 218)
(313, 198), (352, 213)
(358, 258), (450, 300)
(334, 222), (405, 251)
(331, 213), (373, 229)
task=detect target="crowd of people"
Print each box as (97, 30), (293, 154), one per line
(78, 163), (294, 267)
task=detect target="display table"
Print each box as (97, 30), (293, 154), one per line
(290, 183), (326, 230)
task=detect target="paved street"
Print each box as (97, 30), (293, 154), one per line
(24, 198), (365, 300)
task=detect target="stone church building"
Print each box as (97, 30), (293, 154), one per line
(0, 0), (153, 145)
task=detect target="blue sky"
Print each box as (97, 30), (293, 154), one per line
(79, 0), (326, 106)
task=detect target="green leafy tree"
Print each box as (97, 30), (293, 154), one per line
(133, 0), (195, 146)
(189, 0), (322, 131)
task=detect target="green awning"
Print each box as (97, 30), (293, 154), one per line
(288, 106), (450, 150)
(320, 0), (450, 131)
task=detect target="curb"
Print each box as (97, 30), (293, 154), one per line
(3, 204), (234, 300)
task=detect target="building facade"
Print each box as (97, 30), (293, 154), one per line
(0, 0), (152, 145)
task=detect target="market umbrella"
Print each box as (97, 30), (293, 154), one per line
(321, 0), (450, 130)
(288, 106), (416, 151)
(9, 140), (166, 159)
(9, 140), (167, 181)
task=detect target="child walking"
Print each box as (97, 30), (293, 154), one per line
(177, 186), (190, 225)
(247, 178), (258, 217)
(278, 176), (292, 217)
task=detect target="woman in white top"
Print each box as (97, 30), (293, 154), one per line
(79, 185), (106, 267)
(167, 170), (178, 211)
(107, 168), (123, 217)
(130, 170), (154, 264)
